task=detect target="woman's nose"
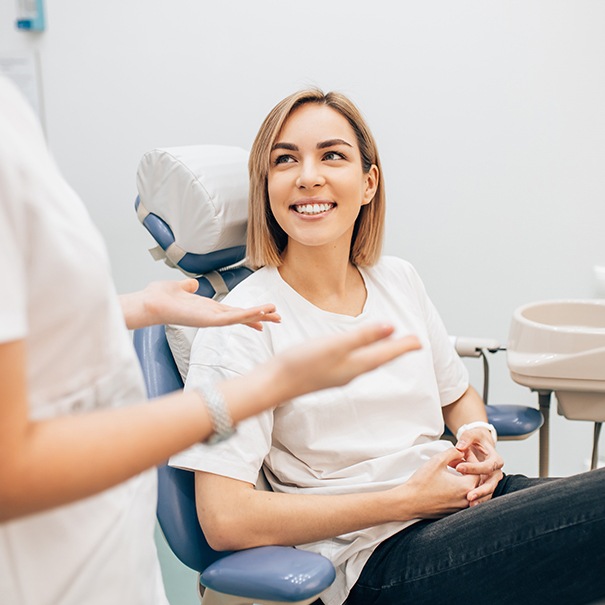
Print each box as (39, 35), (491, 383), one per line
(296, 160), (325, 189)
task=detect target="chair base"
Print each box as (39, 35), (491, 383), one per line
(201, 585), (322, 605)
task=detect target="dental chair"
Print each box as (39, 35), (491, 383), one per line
(133, 145), (544, 603)
(134, 146), (336, 605)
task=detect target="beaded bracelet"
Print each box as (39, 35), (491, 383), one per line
(196, 384), (235, 444)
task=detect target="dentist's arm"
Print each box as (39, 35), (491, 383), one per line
(0, 325), (418, 521)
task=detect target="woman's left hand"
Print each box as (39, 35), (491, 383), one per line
(454, 428), (504, 506)
(121, 278), (281, 330)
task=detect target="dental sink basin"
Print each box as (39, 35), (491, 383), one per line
(507, 300), (605, 422)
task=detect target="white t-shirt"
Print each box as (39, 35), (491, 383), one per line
(171, 259), (469, 605)
(0, 77), (168, 605)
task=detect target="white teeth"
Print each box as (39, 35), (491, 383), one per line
(293, 203), (333, 215)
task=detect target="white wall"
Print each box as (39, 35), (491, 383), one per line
(2, 0), (604, 479)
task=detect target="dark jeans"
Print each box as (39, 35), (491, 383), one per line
(344, 467), (605, 605)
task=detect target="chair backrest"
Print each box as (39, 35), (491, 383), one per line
(134, 325), (235, 572)
(136, 145), (249, 276)
(134, 145), (253, 572)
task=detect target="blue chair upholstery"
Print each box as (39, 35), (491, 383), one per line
(133, 322), (336, 604)
(485, 404), (543, 439)
(135, 196), (247, 276)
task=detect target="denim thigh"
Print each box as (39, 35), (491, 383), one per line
(345, 467), (605, 605)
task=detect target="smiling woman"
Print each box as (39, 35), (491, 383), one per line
(170, 88), (605, 605)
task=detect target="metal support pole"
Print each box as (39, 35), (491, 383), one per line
(537, 391), (552, 478)
(591, 422), (602, 471)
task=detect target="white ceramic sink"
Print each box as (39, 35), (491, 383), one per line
(507, 300), (605, 421)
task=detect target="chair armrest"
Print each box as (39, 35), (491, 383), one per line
(201, 545), (336, 603)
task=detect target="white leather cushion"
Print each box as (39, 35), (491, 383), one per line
(165, 324), (198, 382)
(136, 145), (249, 254)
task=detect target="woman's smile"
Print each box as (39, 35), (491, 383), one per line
(290, 199), (336, 217)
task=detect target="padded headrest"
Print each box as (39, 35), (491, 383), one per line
(136, 145), (249, 275)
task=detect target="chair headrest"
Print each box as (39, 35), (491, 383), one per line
(136, 145), (249, 275)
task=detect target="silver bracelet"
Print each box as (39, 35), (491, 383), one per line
(195, 384), (235, 444)
(456, 421), (497, 444)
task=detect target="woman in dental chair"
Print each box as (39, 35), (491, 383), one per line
(0, 76), (421, 605)
(174, 89), (605, 605)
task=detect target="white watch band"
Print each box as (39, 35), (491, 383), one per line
(196, 384), (235, 444)
(456, 421), (497, 444)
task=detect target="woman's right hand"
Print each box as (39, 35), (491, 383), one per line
(392, 448), (480, 520)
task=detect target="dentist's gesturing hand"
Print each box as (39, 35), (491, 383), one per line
(120, 278), (281, 331)
(278, 325), (422, 397)
(219, 325), (422, 421)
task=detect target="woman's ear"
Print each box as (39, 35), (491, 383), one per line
(361, 164), (379, 205)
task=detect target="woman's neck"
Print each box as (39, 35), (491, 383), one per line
(278, 243), (367, 317)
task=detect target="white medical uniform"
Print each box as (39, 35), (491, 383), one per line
(171, 258), (469, 605)
(0, 77), (168, 605)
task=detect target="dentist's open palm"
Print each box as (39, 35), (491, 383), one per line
(279, 324), (421, 399)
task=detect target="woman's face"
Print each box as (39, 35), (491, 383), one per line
(267, 103), (378, 254)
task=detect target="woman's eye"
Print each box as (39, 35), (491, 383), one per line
(273, 154), (295, 165)
(323, 151), (345, 161)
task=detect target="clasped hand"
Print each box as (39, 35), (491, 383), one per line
(454, 427), (504, 506)
(402, 430), (504, 521)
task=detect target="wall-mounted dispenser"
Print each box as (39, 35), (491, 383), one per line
(16, 0), (46, 32)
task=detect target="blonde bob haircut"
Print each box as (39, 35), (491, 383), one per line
(247, 89), (385, 269)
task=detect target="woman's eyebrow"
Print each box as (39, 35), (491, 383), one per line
(271, 142), (298, 152)
(317, 138), (353, 149)
(271, 139), (354, 152)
